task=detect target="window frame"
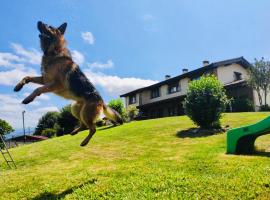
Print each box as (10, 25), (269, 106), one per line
(151, 87), (160, 99)
(234, 71), (242, 81)
(168, 82), (180, 94)
(129, 94), (137, 104)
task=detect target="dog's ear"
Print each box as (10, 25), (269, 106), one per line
(37, 21), (44, 33)
(58, 22), (67, 35)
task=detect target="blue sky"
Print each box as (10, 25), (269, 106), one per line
(1, 0), (270, 129)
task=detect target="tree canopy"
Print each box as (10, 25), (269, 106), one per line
(247, 58), (270, 107)
(0, 119), (14, 135)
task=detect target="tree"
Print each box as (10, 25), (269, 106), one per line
(184, 75), (228, 129)
(247, 58), (270, 107)
(57, 105), (79, 136)
(0, 119), (14, 135)
(108, 98), (126, 117)
(35, 112), (59, 135)
(41, 128), (57, 138)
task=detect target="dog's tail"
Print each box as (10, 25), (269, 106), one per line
(103, 104), (123, 125)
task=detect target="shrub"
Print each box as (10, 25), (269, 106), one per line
(231, 97), (254, 112)
(41, 128), (57, 138)
(57, 105), (79, 136)
(184, 75), (228, 129)
(108, 98), (126, 117)
(35, 112), (59, 135)
(127, 105), (139, 121)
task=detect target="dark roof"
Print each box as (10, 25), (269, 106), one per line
(7, 135), (48, 141)
(120, 57), (251, 97)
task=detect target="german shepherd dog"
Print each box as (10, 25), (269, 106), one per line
(14, 21), (123, 146)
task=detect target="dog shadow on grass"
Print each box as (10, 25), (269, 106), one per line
(32, 178), (97, 200)
(176, 128), (225, 138)
(98, 125), (117, 131)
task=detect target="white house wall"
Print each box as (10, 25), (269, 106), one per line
(216, 63), (248, 84)
(139, 77), (190, 105)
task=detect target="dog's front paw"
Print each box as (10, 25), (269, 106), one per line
(22, 97), (34, 104)
(14, 83), (24, 92)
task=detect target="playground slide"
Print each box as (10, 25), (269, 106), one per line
(227, 116), (270, 154)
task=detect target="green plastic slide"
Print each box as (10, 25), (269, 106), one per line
(227, 116), (270, 154)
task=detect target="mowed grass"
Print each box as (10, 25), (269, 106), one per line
(1, 113), (270, 200)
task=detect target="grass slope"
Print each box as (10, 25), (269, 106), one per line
(1, 113), (270, 200)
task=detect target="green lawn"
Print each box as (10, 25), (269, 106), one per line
(1, 113), (270, 200)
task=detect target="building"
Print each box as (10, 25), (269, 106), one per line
(120, 57), (265, 119)
(5, 135), (48, 148)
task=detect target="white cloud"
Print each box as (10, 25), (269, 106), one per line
(0, 52), (24, 69)
(0, 68), (37, 86)
(11, 43), (42, 65)
(87, 59), (114, 70)
(71, 50), (85, 65)
(85, 70), (158, 96)
(81, 31), (95, 45)
(0, 94), (58, 129)
(142, 14), (154, 21)
(34, 106), (58, 113)
(0, 43), (41, 87)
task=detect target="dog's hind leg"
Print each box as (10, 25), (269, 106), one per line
(80, 102), (103, 146)
(103, 105), (123, 125)
(70, 102), (86, 135)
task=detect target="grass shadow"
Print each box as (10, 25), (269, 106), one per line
(176, 128), (224, 138)
(32, 178), (97, 200)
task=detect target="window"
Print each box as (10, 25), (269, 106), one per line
(168, 83), (180, 94)
(129, 94), (136, 104)
(151, 88), (160, 98)
(234, 72), (242, 81)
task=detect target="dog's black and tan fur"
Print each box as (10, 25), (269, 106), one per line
(14, 21), (123, 146)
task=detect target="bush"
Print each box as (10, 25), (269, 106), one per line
(127, 105), (139, 121)
(231, 98), (254, 112)
(260, 104), (270, 111)
(41, 128), (56, 138)
(184, 76), (228, 129)
(35, 112), (59, 135)
(57, 105), (79, 136)
(108, 98), (126, 117)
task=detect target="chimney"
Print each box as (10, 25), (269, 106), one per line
(165, 75), (171, 80)
(203, 60), (210, 67)
(182, 68), (188, 74)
